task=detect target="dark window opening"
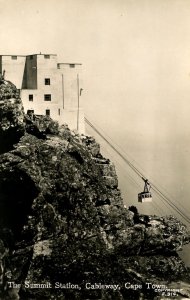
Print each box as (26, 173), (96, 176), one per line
(30, 55), (33, 60)
(29, 94), (33, 101)
(11, 56), (17, 60)
(58, 108), (60, 115)
(27, 110), (34, 115)
(46, 109), (50, 116)
(44, 55), (50, 59)
(69, 64), (75, 68)
(45, 78), (50, 85)
(44, 94), (51, 101)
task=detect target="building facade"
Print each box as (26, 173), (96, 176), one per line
(0, 54), (85, 133)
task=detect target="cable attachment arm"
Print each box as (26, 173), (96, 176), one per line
(142, 177), (151, 192)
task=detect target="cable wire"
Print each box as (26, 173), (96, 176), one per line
(85, 117), (190, 224)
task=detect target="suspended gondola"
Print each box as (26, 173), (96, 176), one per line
(85, 117), (190, 224)
(138, 177), (152, 203)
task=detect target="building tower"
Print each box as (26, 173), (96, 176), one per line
(0, 54), (85, 133)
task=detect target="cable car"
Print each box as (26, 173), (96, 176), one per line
(138, 178), (152, 203)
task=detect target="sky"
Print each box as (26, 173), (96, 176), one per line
(1, 0), (190, 238)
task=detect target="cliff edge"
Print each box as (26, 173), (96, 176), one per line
(0, 80), (189, 300)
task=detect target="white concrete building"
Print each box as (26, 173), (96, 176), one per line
(0, 54), (85, 133)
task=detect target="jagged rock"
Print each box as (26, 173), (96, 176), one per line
(82, 135), (101, 157)
(0, 81), (25, 154)
(0, 80), (189, 300)
(25, 114), (59, 138)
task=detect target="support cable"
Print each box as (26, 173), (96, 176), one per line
(85, 117), (190, 224)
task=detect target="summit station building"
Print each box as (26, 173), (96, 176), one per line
(0, 53), (84, 133)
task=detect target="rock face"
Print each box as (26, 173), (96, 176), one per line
(0, 80), (25, 154)
(0, 81), (189, 300)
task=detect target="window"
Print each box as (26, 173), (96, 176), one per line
(11, 56), (17, 60)
(29, 94), (33, 101)
(44, 94), (51, 101)
(46, 109), (50, 116)
(58, 108), (60, 115)
(44, 55), (50, 59)
(27, 110), (34, 115)
(30, 55), (33, 60)
(69, 64), (75, 68)
(45, 78), (50, 85)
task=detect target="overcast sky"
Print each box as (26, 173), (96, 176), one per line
(1, 0), (190, 225)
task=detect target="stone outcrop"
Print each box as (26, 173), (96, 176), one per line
(0, 80), (189, 300)
(0, 80), (25, 154)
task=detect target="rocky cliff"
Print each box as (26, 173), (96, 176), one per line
(0, 80), (189, 300)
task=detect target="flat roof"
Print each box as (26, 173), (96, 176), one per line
(0, 54), (57, 57)
(26, 54), (57, 56)
(0, 54), (82, 65)
(0, 55), (26, 57)
(58, 63), (82, 65)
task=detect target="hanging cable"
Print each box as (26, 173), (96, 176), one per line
(85, 117), (190, 224)
(101, 142), (165, 216)
(86, 118), (190, 221)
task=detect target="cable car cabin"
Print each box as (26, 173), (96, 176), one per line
(138, 192), (152, 203)
(138, 178), (152, 203)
